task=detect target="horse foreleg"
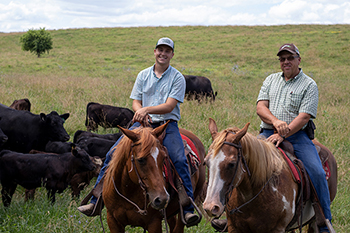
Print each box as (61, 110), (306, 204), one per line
(106, 211), (125, 233)
(171, 215), (185, 233)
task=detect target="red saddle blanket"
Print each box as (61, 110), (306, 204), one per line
(278, 147), (331, 183)
(163, 134), (201, 181)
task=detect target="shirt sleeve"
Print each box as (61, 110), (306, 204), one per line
(130, 71), (144, 100)
(257, 74), (272, 103)
(299, 81), (318, 119)
(168, 72), (186, 103)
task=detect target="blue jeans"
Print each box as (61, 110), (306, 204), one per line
(260, 129), (332, 229)
(91, 121), (195, 214)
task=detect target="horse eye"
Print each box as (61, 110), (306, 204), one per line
(228, 161), (236, 169)
(137, 157), (146, 165)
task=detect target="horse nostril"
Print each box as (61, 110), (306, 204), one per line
(212, 205), (221, 216)
(154, 197), (162, 206)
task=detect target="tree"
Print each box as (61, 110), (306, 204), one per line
(19, 28), (53, 58)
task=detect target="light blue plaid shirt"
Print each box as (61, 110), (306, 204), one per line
(130, 64), (185, 122)
(257, 69), (318, 130)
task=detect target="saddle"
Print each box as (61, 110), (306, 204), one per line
(278, 140), (331, 230)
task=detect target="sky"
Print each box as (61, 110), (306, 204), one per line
(1, 0), (349, 33)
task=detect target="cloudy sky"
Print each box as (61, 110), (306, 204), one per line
(1, 0), (349, 33)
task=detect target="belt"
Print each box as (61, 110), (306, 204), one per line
(150, 119), (177, 126)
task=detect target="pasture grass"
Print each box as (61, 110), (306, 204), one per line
(1, 24), (350, 232)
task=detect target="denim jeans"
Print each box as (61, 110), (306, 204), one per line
(260, 129), (332, 225)
(91, 121), (194, 214)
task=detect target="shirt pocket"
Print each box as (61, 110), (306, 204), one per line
(286, 92), (303, 112)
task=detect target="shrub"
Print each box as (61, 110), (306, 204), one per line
(19, 28), (53, 57)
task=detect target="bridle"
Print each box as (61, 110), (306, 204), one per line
(222, 132), (250, 207)
(111, 143), (171, 233)
(221, 132), (272, 216)
(112, 143), (149, 215)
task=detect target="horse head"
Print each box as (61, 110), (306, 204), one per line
(203, 118), (250, 218)
(105, 123), (170, 211)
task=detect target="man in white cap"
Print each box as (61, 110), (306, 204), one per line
(78, 37), (200, 227)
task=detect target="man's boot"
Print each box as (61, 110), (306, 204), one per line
(211, 218), (228, 232)
(77, 177), (104, 217)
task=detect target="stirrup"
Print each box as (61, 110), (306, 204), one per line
(79, 177), (104, 217)
(179, 197), (202, 227)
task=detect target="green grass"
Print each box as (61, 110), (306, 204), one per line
(1, 24), (350, 232)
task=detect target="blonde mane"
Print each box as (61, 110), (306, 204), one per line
(209, 127), (286, 187)
(104, 127), (160, 187)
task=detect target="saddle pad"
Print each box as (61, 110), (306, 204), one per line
(180, 134), (199, 160)
(324, 161), (330, 180)
(163, 134), (200, 181)
(278, 147), (301, 183)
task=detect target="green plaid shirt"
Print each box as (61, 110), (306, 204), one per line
(257, 69), (318, 130)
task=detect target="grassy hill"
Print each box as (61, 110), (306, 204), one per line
(0, 24), (349, 232)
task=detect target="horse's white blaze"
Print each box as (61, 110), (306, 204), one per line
(151, 147), (169, 195)
(204, 150), (226, 207)
(151, 147), (159, 169)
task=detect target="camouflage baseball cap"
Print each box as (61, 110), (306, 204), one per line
(155, 37), (174, 51)
(277, 43), (300, 56)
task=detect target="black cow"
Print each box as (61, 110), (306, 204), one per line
(45, 141), (74, 154)
(73, 130), (122, 143)
(184, 75), (217, 102)
(76, 136), (117, 159)
(0, 104), (70, 153)
(0, 127), (8, 148)
(85, 102), (134, 131)
(0, 147), (96, 207)
(9, 98), (31, 111)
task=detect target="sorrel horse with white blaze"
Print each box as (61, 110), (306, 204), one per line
(102, 122), (206, 233)
(203, 118), (337, 233)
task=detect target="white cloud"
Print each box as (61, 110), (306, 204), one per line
(0, 0), (349, 33)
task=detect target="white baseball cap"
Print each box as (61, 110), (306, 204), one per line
(155, 37), (174, 51)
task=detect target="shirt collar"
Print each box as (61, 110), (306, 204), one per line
(152, 64), (171, 79)
(281, 68), (303, 82)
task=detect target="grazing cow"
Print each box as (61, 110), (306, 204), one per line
(0, 127), (8, 148)
(9, 98), (31, 111)
(73, 130), (122, 143)
(184, 75), (217, 102)
(76, 136), (116, 159)
(0, 104), (70, 153)
(0, 146), (96, 207)
(85, 102), (134, 131)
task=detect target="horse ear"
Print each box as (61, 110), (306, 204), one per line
(118, 125), (139, 142)
(152, 121), (169, 139)
(233, 122), (250, 143)
(208, 118), (218, 140)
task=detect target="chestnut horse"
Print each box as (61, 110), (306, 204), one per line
(102, 123), (206, 233)
(203, 118), (337, 233)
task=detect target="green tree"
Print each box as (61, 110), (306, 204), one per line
(19, 28), (53, 57)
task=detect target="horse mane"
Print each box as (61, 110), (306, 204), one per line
(209, 127), (286, 187)
(104, 127), (159, 187)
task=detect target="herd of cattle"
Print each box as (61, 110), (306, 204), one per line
(0, 75), (216, 207)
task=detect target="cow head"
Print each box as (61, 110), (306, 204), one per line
(71, 145), (96, 173)
(40, 111), (70, 142)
